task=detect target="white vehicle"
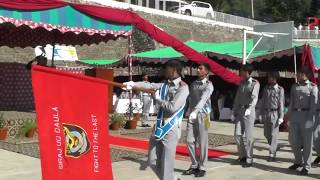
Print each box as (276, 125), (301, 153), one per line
(179, 1), (214, 19)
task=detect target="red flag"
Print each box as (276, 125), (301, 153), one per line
(32, 65), (113, 180)
(301, 44), (317, 83)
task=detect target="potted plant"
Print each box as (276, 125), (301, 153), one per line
(19, 121), (37, 138)
(110, 113), (126, 130)
(125, 102), (142, 129)
(0, 113), (8, 140)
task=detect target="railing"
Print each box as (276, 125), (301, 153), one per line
(293, 30), (320, 39)
(212, 11), (265, 27)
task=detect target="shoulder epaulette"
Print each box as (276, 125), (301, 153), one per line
(180, 80), (187, 86)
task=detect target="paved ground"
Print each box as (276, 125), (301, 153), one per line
(0, 121), (319, 180)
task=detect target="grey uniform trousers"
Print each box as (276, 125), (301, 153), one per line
(234, 108), (256, 163)
(187, 113), (209, 171)
(148, 125), (180, 180)
(289, 111), (314, 170)
(263, 111), (280, 156)
(142, 96), (152, 125)
(314, 113), (320, 156)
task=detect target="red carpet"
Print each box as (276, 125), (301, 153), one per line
(109, 135), (230, 158)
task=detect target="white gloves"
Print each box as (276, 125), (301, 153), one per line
(122, 81), (135, 90)
(189, 111), (197, 120)
(245, 109), (251, 116)
(154, 90), (161, 101)
(278, 118), (284, 125)
(230, 114), (235, 121)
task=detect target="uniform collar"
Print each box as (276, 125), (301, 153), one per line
(298, 80), (309, 85)
(168, 77), (181, 87)
(197, 77), (208, 84)
(243, 77), (252, 84)
(268, 83), (278, 89)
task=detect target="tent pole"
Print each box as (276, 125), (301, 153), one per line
(51, 44), (55, 67)
(243, 30), (247, 65)
(294, 48), (297, 83)
(128, 35), (133, 121)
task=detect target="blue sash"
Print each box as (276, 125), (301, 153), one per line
(154, 82), (185, 140)
(202, 106), (212, 114)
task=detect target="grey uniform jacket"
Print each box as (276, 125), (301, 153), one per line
(288, 80), (318, 127)
(156, 77), (189, 120)
(188, 78), (214, 114)
(233, 77), (260, 117)
(260, 84), (285, 120)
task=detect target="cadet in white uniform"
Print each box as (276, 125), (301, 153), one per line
(313, 70), (320, 166)
(260, 72), (284, 161)
(123, 60), (189, 180)
(288, 67), (318, 175)
(183, 63), (213, 177)
(233, 64), (260, 168)
(135, 73), (154, 127)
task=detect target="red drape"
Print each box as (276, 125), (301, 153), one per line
(0, 0), (241, 85)
(301, 44), (317, 83)
(0, 0), (67, 9)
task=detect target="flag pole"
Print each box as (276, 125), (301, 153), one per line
(128, 35), (133, 121)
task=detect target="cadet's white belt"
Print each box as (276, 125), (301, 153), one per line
(240, 105), (249, 109)
(265, 108), (278, 111)
(294, 108), (309, 112)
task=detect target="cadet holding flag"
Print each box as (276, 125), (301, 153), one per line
(183, 63), (213, 177)
(288, 67), (318, 175)
(260, 72), (284, 161)
(232, 64), (260, 168)
(123, 60), (189, 180)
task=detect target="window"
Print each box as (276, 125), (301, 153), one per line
(197, 2), (210, 8)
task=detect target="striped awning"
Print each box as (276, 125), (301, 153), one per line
(0, 5), (132, 47)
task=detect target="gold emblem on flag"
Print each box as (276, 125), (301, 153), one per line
(63, 124), (90, 158)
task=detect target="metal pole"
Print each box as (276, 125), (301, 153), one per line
(251, 0), (254, 19)
(294, 47), (297, 82)
(243, 30), (247, 65)
(128, 35), (133, 121)
(51, 44), (55, 67)
(247, 35), (263, 59)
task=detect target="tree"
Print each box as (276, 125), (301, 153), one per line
(310, 0), (320, 17)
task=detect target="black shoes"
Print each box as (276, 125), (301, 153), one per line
(288, 164), (309, 176)
(141, 124), (151, 127)
(288, 163), (302, 170)
(313, 156), (320, 165)
(242, 162), (253, 168)
(182, 168), (198, 175)
(183, 168), (206, 177)
(300, 168), (309, 176)
(195, 170), (206, 177)
(267, 156), (276, 162)
(236, 157), (247, 163)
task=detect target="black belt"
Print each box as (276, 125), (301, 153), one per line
(294, 108), (309, 112)
(240, 105), (249, 109)
(265, 108), (278, 111)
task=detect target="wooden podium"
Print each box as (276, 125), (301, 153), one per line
(85, 68), (114, 113)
